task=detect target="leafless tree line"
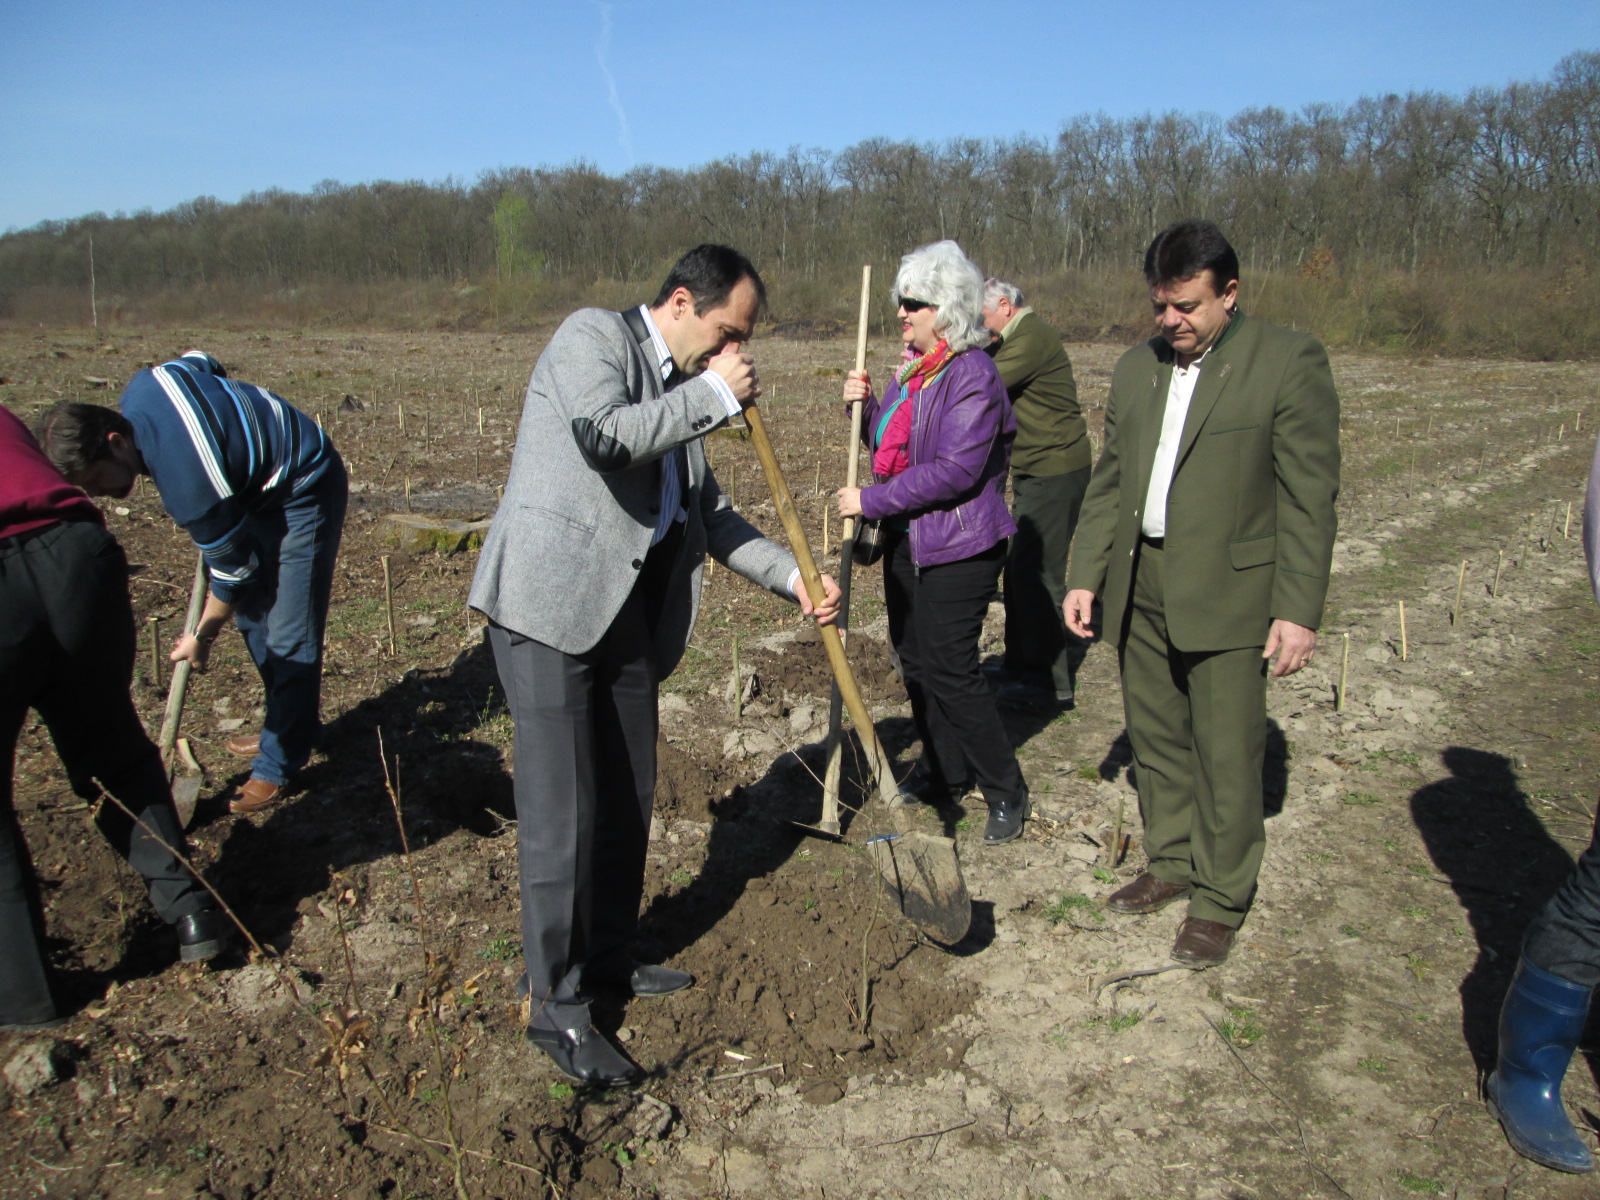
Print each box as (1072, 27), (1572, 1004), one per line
(2, 53), (1596, 310)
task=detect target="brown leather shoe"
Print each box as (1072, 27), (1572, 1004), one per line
(228, 778), (286, 814)
(1105, 872), (1191, 915)
(224, 732), (261, 757)
(1171, 917), (1236, 966)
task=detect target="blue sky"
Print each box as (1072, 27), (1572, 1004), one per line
(2, 0), (1597, 233)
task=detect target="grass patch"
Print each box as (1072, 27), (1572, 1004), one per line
(1219, 1005), (1263, 1047)
(1359, 1057), (1389, 1074)
(1043, 892), (1104, 926)
(1343, 792), (1381, 807)
(1395, 1170), (1444, 1194)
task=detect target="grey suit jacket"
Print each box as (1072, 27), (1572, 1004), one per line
(469, 307), (797, 673)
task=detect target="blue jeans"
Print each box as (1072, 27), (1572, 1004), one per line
(232, 454), (347, 787)
(1523, 807), (1600, 989)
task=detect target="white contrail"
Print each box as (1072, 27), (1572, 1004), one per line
(594, 3), (634, 164)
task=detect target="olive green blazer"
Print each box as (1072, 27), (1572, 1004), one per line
(986, 309), (1089, 476)
(1065, 314), (1341, 652)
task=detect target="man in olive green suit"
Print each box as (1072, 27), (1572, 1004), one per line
(981, 279), (1091, 708)
(1064, 221), (1340, 966)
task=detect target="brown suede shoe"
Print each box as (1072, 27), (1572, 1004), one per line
(228, 778), (286, 814)
(1105, 872), (1191, 915)
(224, 732), (261, 757)
(1171, 917), (1236, 966)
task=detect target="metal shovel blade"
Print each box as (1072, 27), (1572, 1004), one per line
(171, 775), (203, 829)
(867, 832), (971, 944)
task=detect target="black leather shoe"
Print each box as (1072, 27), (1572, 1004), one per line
(525, 1023), (642, 1086)
(626, 964), (693, 997)
(982, 790), (1032, 845)
(996, 679), (1074, 710)
(901, 766), (970, 808)
(587, 961), (693, 997)
(0, 1014), (66, 1034)
(176, 909), (228, 963)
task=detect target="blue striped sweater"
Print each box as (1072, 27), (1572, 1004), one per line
(119, 351), (334, 602)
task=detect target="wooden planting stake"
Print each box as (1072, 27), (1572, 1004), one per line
(1492, 549), (1504, 597)
(149, 616), (161, 684)
(1426, 414), (1434, 435)
(1579, 411), (1585, 433)
(1337, 632), (1350, 713)
(496, 484), (504, 503)
(1565, 502), (1574, 539)
(731, 635), (742, 719)
(478, 406), (484, 436)
(814, 460), (821, 497)
(1478, 444), (1488, 473)
(822, 507), (830, 558)
(1559, 424), (1566, 441)
(1399, 601), (1409, 662)
(1395, 416), (1401, 438)
(729, 466), (736, 505)
(398, 403), (406, 435)
(404, 477), (412, 512)
(381, 555), (396, 656)
(1452, 560), (1467, 626)
(1408, 449), (1417, 492)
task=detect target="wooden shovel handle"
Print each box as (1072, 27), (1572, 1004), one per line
(742, 404), (897, 803)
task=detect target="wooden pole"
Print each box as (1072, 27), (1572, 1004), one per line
(404, 477), (412, 512)
(398, 403), (406, 435)
(157, 553), (208, 769)
(822, 507), (830, 559)
(743, 400), (898, 807)
(381, 555), (396, 656)
(1565, 501), (1574, 539)
(148, 616), (161, 685)
(1337, 632), (1350, 713)
(1452, 560), (1468, 626)
(478, 406), (484, 436)
(1399, 601), (1409, 662)
(820, 265), (874, 833)
(731, 636), (742, 719)
(1492, 548), (1504, 598)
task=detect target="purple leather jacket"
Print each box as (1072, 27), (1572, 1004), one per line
(859, 347), (1017, 569)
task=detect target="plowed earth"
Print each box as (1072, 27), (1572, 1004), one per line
(3, 326), (1600, 1200)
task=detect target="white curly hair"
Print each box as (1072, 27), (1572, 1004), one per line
(892, 240), (987, 353)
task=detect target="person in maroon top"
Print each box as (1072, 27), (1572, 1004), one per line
(0, 404), (224, 1032)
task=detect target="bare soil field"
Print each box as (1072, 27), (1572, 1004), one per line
(3, 325), (1600, 1200)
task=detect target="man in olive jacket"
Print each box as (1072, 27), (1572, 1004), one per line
(982, 280), (1090, 708)
(1064, 221), (1340, 966)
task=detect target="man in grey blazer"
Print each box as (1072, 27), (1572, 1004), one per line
(470, 245), (839, 1085)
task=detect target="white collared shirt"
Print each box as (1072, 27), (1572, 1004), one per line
(636, 306), (740, 546)
(1141, 346), (1214, 539)
(633, 307), (802, 601)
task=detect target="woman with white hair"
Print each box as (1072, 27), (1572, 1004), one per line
(837, 240), (1030, 845)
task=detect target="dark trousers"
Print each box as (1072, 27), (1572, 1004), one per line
(232, 453), (347, 786)
(1119, 538), (1268, 928)
(488, 582), (661, 1030)
(1004, 467), (1091, 694)
(0, 521), (207, 1024)
(884, 530), (1025, 805)
(1523, 808), (1600, 989)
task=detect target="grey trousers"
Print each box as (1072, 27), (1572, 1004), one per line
(1004, 467), (1091, 693)
(487, 586), (658, 1030)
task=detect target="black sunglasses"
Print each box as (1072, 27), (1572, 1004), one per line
(899, 297), (935, 312)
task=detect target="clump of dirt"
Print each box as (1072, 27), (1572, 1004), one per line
(746, 625), (902, 709)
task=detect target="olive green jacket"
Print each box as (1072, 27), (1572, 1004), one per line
(1065, 314), (1341, 651)
(986, 309), (1089, 476)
